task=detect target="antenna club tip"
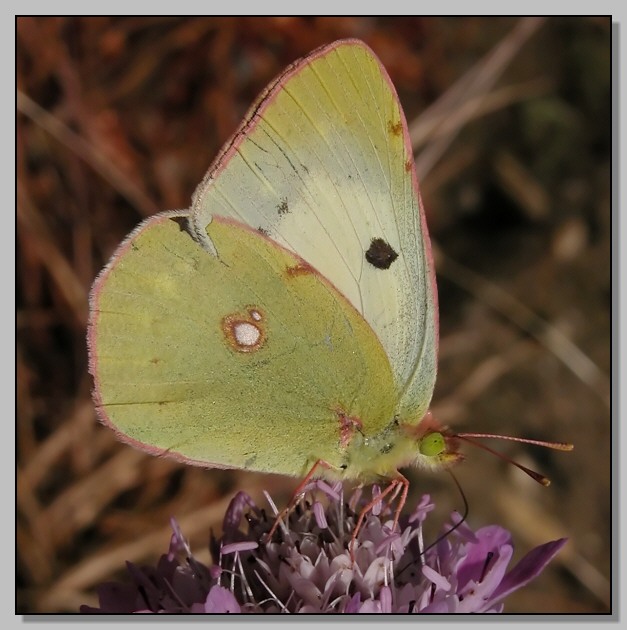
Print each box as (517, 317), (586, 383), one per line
(540, 477), (551, 487)
(550, 442), (574, 451)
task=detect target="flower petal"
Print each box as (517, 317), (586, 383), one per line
(221, 541), (259, 555)
(203, 585), (241, 613)
(422, 564), (451, 592)
(490, 538), (568, 605)
(344, 592), (362, 613)
(456, 525), (512, 590)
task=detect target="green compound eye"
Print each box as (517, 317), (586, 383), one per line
(419, 432), (446, 457)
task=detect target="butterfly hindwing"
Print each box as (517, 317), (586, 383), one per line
(89, 212), (398, 476)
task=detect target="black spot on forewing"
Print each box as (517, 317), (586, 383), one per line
(170, 216), (188, 231)
(277, 198), (289, 215)
(365, 237), (399, 270)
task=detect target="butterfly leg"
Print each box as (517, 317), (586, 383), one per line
(391, 471), (410, 531)
(266, 459), (333, 540)
(350, 472), (410, 563)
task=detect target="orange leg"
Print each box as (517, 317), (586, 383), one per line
(391, 473), (409, 530)
(350, 473), (409, 563)
(266, 459), (332, 540)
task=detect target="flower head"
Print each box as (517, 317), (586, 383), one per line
(81, 484), (566, 613)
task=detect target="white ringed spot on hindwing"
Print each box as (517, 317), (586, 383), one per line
(221, 306), (267, 353)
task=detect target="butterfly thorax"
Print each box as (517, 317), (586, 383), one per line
(333, 414), (461, 483)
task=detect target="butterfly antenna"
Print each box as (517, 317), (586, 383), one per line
(424, 469), (469, 551)
(454, 432), (573, 487)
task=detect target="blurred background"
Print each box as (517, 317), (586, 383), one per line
(17, 17), (611, 614)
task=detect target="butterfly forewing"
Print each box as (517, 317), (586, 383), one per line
(191, 40), (438, 424)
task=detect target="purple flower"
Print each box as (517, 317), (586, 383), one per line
(81, 486), (566, 613)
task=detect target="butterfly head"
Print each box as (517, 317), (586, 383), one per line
(409, 411), (464, 472)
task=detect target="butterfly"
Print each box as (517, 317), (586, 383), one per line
(88, 39), (473, 548)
